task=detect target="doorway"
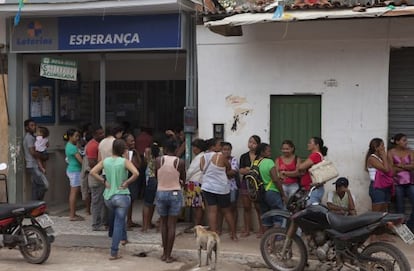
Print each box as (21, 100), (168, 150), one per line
(270, 95), (321, 159)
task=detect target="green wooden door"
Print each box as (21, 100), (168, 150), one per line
(270, 95), (321, 159)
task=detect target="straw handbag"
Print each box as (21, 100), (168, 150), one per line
(309, 158), (339, 185)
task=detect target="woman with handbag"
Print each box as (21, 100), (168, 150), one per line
(298, 136), (328, 205)
(387, 133), (414, 231)
(365, 138), (393, 213)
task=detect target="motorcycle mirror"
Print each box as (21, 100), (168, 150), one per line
(0, 163), (7, 171)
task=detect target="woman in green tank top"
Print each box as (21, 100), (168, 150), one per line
(90, 139), (139, 260)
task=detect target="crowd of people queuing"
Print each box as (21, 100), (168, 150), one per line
(22, 118), (414, 259)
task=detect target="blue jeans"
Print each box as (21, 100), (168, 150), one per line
(27, 167), (48, 200)
(260, 190), (284, 227)
(307, 186), (325, 206)
(283, 183), (299, 199)
(105, 194), (130, 257)
(395, 184), (414, 230)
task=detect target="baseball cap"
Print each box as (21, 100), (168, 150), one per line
(333, 177), (349, 188)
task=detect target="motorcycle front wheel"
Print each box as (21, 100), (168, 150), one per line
(361, 241), (411, 271)
(19, 225), (51, 264)
(260, 228), (307, 271)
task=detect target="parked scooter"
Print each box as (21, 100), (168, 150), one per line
(260, 185), (414, 271)
(0, 163), (54, 264)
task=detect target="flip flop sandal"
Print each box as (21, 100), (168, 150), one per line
(133, 252), (147, 257)
(165, 256), (177, 263)
(109, 255), (122, 261)
(70, 215), (85, 221)
(128, 222), (141, 227)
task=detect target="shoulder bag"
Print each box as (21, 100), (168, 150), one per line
(309, 153), (339, 185)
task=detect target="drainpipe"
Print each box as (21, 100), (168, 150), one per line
(184, 12), (197, 169)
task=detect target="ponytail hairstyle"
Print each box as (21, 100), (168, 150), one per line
(312, 136), (328, 156)
(365, 138), (383, 170)
(389, 133), (406, 149)
(151, 142), (161, 158)
(63, 128), (78, 142)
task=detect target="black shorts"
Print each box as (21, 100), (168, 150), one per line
(202, 190), (231, 208)
(144, 177), (158, 206)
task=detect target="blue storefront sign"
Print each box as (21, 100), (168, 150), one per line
(10, 14), (182, 52)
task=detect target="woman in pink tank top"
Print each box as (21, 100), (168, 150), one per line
(387, 133), (414, 231)
(155, 139), (186, 263)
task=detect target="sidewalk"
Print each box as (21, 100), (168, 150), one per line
(48, 201), (414, 270)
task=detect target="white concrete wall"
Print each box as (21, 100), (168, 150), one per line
(197, 17), (414, 213)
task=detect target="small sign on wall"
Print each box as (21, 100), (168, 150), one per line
(40, 57), (77, 81)
(213, 123), (224, 140)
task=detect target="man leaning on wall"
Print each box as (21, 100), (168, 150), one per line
(23, 119), (49, 200)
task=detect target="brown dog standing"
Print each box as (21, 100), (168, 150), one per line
(193, 225), (220, 270)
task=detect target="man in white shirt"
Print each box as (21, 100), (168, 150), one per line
(327, 177), (357, 216)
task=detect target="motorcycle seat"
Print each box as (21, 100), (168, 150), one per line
(0, 201), (46, 220)
(327, 211), (386, 233)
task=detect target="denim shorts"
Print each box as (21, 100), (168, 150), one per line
(67, 171), (81, 188)
(369, 181), (391, 204)
(156, 190), (183, 217)
(144, 177), (158, 206)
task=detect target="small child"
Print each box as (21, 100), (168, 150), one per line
(35, 126), (49, 173)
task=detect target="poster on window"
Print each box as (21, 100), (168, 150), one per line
(29, 82), (55, 123)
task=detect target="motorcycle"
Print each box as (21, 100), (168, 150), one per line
(0, 163), (55, 264)
(260, 185), (414, 271)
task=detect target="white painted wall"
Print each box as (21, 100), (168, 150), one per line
(197, 17), (414, 213)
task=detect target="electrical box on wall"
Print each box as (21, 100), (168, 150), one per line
(213, 123), (224, 140)
(184, 106), (197, 133)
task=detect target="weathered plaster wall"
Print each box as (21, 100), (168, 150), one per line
(197, 17), (414, 213)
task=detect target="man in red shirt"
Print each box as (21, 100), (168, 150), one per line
(86, 124), (106, 231)
(135, 127), (153, 156)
